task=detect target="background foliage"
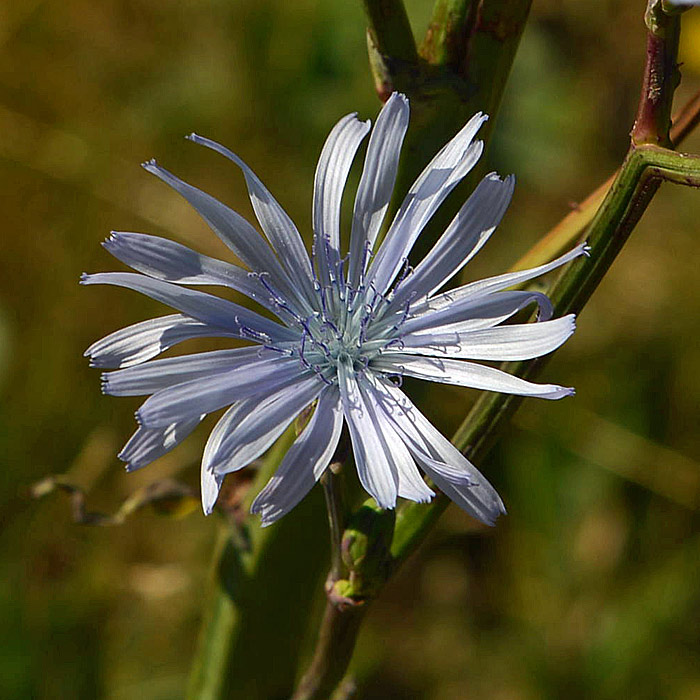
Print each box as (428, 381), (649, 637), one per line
(1, 1), (699, 698)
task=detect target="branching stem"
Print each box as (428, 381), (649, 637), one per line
(393, 142), (700, 561)
(292, 5), (699, 698)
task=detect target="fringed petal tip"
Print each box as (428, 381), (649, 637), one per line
(117, 447), (141, 473)
(542, 385), (575, 400)
(389, 92), (409, 108)
(483, 171), (516, 188)
(257, 512), (282, 529)
(249, 494), (294, 528)
(481, 514), (501, 528)
(250, 502), (276, 528)
(474, 492), (507, 527)
(201, 467), (223, 516)
(411, 490), (435, 505)
(102, 231), (126, 248)
(468, 111), (488, 127)
(372, 499), (397, 511)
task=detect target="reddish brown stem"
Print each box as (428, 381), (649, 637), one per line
(632, 3), (681, 146)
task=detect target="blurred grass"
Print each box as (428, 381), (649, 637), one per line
(0, 0), (698, 698)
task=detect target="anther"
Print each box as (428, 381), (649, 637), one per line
(255, 272), (302, 322)
(238, 324), (270, 344)
(384, 337), (405, 351)
(299, 333), (312, 369)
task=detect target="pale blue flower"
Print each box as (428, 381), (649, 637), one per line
(83, 94), (585, 526)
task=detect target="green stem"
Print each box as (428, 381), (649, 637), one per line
(321, 467), (348, 583)
(421, 0), (477, 69)
(187, 529), (248, 700)
(362, 0), (418, 63)
(292, 501), (395, 698)
(395, 0), (534, 265)
(187, 432), (329, 700)
(364, 0), (420, 100)
(290, 604), (367, 700)
(321, 431), (353, 585)
(455, 0), (533, 119)
(362, 0), (418, 98)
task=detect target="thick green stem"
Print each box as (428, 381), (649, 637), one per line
(293, 502), (395, 698)
(456, 0), (533, 120)
(421, 0), (477, 69)
(363, 0), (418, 99)
(397, 0), (534, 264)
(187, 432), (329, 700)
(362, 0), (418, 63)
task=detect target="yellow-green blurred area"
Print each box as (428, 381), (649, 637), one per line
(1, 1), (699, 698)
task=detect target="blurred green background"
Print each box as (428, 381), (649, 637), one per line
(1, 1), (699, 698)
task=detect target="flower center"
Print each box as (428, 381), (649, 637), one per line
(251, 263), (413, 383)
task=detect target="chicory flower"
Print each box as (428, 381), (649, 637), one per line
(83, 94), (585, 526)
